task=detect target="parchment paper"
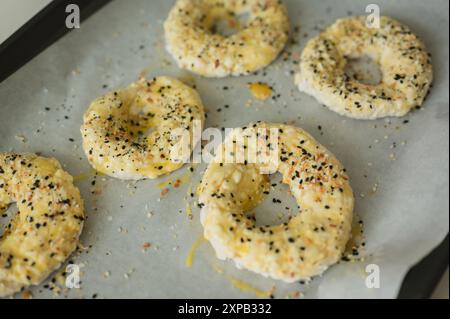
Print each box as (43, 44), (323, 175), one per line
(0, 0), (448, 299)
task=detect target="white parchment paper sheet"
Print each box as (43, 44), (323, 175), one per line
(0, 0), (448, 298)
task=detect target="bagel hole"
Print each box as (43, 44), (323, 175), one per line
(129, 107), (157, 143)
(344, 55), (382, 86)
(210, 12), (249, 37)
(136, 127), (156, 143)
(0, 203), (16, 239)
(246, 173), (300, 227)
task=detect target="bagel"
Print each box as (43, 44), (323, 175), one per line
(295, 16), (433, 120)
(0, 153), (84, 297)
(164, 0), (290, 77)
(81, 77), (205, 180)
(198, 122), (354, 282)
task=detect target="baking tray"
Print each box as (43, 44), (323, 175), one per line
(0, 0), (448, 299)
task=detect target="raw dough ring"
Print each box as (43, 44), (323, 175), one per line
(81, 77), (205, 180)
(295, 16), (433, 120)
(198, 122), (354, 282)
(0, 153), (84, 297)
(164, 0), (290, 77)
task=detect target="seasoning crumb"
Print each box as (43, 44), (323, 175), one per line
(142, 242), (152, 251)
(161, 188), (170, 197)
(15, 135), (27, 143)
(22, 291), (33, 299)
